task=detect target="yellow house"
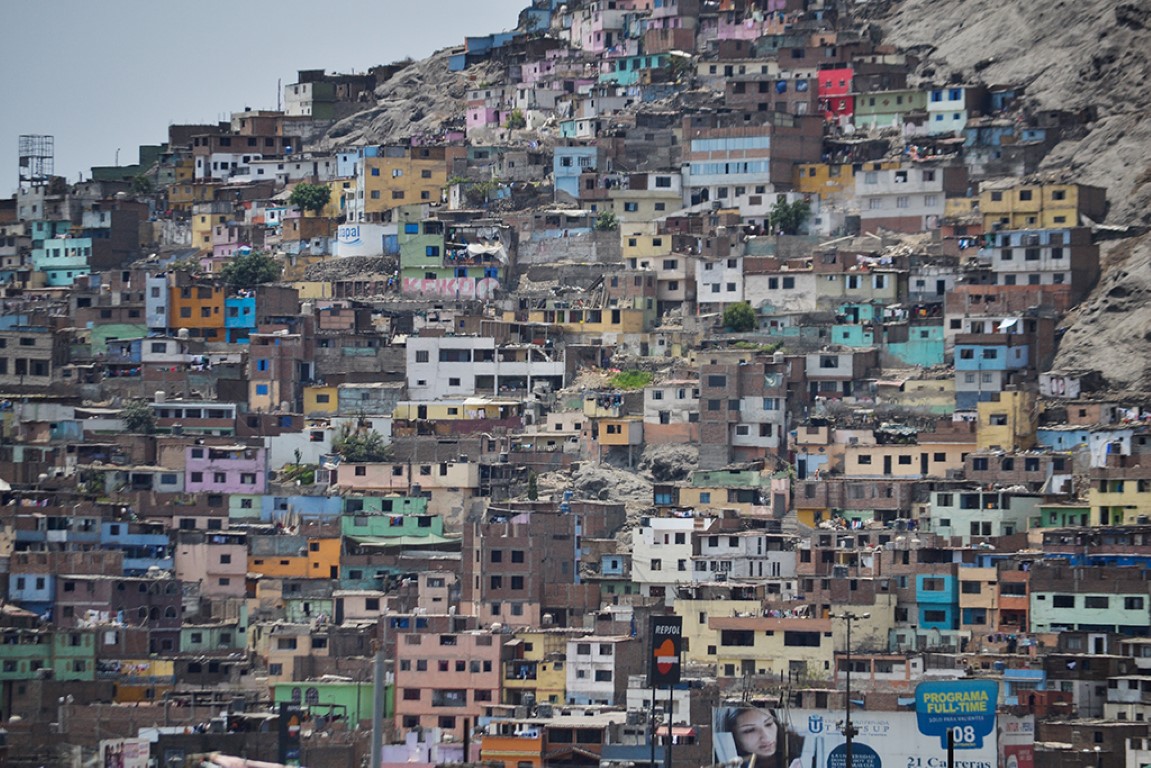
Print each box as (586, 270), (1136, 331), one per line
(976, 390), (1036, 451)
(190, 204), (230, 252)
(304, 385), (339, 417)
(979, 182), (1107, 231)
(361, 149), (449, 219)
(1089, 477), (1151, 526)
(793, 163), (855, 198)
(944, 196), (980, 220)
(287, 280), (335, 299)
(527, 306), (650, 334)
(167, 180), (215, 213)
(113, 658), (176, 703)
(842, 441), (973, 478)
(612, 191), (683, 235)
(957, 567), (998, 633)
(622, 233), (674, 262)
(674, 595), (761, 664)
(679, 486), (760, 514)
(794, 161), (899, 199)
(597, 417), (643, 446)
(324, 178), (353, 219)
(503, 629), (577, 705)
(393, 399), (519, 421)
(710, 615), (835, 681)
(881, 379), (956, 413)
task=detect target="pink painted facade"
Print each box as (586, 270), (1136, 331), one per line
(570, 2), (632, 53)
(393, 630), (504, 739)
(402, 276), (500, 300)
(184, 444), (268, 494)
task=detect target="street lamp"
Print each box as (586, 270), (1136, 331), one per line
(831, 612), (870, 768)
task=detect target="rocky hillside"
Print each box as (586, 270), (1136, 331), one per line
(863, 0), (1151, 392)
(316, 50), (505, 149)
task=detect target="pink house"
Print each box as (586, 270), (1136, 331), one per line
(570, 0), (635, 53)
(466, 87), (508, 134)
(184, 444), (268, 494)
(393, 630), (505, 739)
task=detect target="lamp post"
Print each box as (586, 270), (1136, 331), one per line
(831, 611), (870, 768)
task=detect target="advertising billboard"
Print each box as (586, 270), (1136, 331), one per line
(914, 681), (998, 749)
(999, 715), (1035, 768)
(713, 708), (998, 768)
(649, 615), (683, 687)
(99, 738), (150, 768)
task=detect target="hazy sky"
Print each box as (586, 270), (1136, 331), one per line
(0, 0), (527, 195)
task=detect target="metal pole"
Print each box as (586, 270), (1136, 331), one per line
(946, 727), (954, 768)
(650, 683), (658, 768)
(369, 646), (386, 768)
(664, 685), (674, 768)
(845, 614), (853, 768)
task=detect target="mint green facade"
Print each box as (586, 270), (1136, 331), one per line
(1038, 504), (1090, 528)
(0, 629), (96, 682)
(90, 323), (149, 355)
(273, 680), (392, 724)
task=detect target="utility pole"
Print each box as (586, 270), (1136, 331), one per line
(831, 611), (869, 768)
(369, 632), (387, 768)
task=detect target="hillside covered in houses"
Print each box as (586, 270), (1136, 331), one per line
(3, 0), (1151, 766)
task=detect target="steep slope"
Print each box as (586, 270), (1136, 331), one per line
(315, 51), (505, 149)
(865, 0), (1151, 391)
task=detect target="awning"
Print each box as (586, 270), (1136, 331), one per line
(656, 726), (697, 737)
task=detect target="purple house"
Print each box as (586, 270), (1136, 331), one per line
(185, 444), (268, 494)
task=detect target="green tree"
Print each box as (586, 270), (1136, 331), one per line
(723, 302), (757, 332)
(333, 424), (392, 463)
(527, 472), (539, 501)
(506, 109), (527, 130)
(131, 174), (154, 196)
(121, 399), (156, 434)
(289, 182), (332, 215)
(595, 210), (618, 231)
(465, 179), (499, 208)
(219, 250), (281, 291)
(768, 198), (811, 235)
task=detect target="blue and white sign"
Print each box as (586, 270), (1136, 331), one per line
(914, 680), (998, 750)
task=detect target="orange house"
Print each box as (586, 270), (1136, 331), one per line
(248, 552), (310, 579)
(169, 283), (225, 341)
(306, 537), (341, 580)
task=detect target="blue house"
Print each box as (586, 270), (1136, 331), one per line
(101, 522), (173, 575)
(916, 573), (959, 630)
(553, 145), (599, 202)
(225, 295), (257, 343)
(7, 572), (54, 618)
(32, 235), (93, 286)
(1002, 669), (1046, 706)
(260, 494), (345, 523)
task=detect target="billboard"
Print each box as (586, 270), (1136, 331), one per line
(649, 615), (683, 687)
(915, 681), (998, 749)
(999, 715), (1035, 768)
(99, 738), (150, 768)
(713, 708), (998, 768)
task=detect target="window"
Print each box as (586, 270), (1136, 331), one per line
(1052, 595), (1075, 608)
(1084, 596), (1109, 609)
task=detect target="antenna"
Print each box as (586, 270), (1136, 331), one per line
(277, 78), (282, 112)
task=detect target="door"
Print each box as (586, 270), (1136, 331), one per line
(920, 453), (929, 475)
(883, 455), (892, 475)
